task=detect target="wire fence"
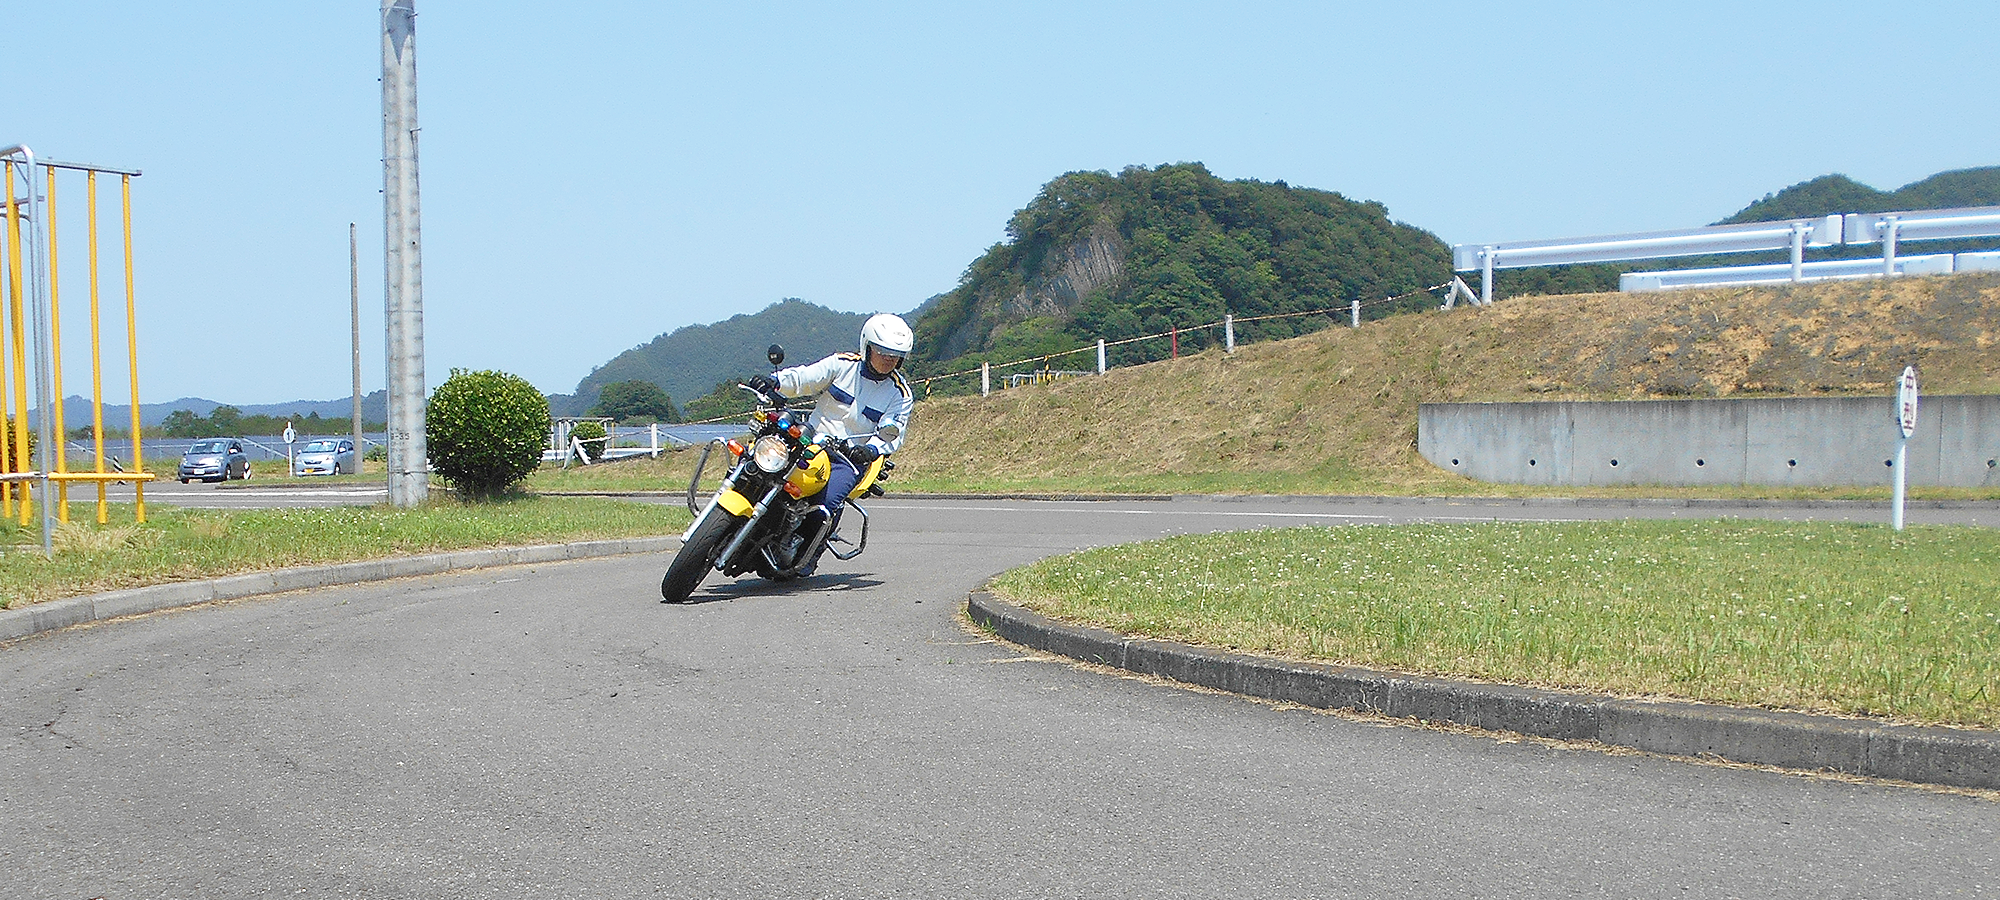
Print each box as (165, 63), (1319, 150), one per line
(672, 282), (1453, 426)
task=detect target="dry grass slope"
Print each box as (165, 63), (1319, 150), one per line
(896, 272), (2000, 494)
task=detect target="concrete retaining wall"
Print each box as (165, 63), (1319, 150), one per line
(1419, 395), (2000, 487)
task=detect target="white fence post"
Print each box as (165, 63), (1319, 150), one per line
(1096, 339), (1106, 374)
(1883, 216), (1901, 277)
(1350, 299), (1360, 328)
(981, 362), (990, 397)
(1224, 315), (1235, 353)
(1481, 247), (1495, 305)
(1789, 222), (1806, 282)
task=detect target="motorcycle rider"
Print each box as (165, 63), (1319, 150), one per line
(746, 312), (914, 574)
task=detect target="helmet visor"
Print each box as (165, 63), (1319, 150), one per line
(868, 343), (907, 361)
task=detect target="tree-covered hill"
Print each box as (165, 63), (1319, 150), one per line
(1717, 166), (2000, 224)
(908, 163), (1452, 384)
(553, 299), (869, 417)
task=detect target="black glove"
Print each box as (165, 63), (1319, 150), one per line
(746, 374), (780, 395)
(845, 442), (881, 468)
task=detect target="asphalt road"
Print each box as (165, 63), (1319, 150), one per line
(116, 476), (390, 509)
(3, 496), (1995, 897)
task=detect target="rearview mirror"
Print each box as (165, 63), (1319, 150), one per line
(767, 344), (785, 367)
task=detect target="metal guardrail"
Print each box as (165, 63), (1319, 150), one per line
(1454, 205), (2000, 301)
(1453, 216), (1841, 303)
(1621, 253), (1956, 292)
(1843, 205), (2000, 275)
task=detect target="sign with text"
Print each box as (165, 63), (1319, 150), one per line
(1896, 366), (1919, 439)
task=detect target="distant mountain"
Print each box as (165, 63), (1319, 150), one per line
(37, 391), (386, 429)
(1717, 166), (2000, 224)
(550, 299), (871, 417)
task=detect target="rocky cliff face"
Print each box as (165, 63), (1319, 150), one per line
(932, 222), (1128, 359)
(1001, 223), (1125, 319)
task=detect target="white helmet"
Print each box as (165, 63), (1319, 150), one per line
(859, 313), (913, 360)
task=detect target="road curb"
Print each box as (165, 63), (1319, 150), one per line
(965, 590), (2000, 790)
(0, 536), (680, 644)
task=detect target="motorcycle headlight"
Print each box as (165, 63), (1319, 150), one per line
(752, 435), (791, 473)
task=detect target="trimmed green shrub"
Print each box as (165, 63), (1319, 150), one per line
(425, 368), (551, 498)
(567, 420), (607, 462)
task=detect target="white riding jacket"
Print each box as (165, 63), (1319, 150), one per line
(772, 352), (914, 455)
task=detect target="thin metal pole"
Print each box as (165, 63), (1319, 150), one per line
(23, 153), (58, 554)
(350, 223), (362, 473)
(382, 0), (428, 506)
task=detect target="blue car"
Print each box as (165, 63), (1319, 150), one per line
(178, 438), (250, 483)
(291, 438), (357, 476)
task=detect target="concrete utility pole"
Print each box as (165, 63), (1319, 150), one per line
(381, 0), (428, 506)
(350, 223), (363, 472)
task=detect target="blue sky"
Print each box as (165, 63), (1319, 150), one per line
(8, 1), (1995, 406)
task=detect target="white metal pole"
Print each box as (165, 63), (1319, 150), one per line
(1892, 436), (1907, 531)
(1224, 315), (1234, 353)
(1096, 339), (1105, 374)
(382, 0), (428, 506)
(13, 150), (57, 555)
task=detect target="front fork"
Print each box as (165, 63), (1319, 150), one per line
(712, 480), (788, 573)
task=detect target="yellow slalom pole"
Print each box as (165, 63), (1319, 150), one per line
(5, 161), (28, 525)
(88, 172), (107, 523)
(47, 166), (68, 523)
(122, 175), (144, 522)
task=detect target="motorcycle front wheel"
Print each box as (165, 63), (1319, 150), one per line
(661, 512), (737, 603)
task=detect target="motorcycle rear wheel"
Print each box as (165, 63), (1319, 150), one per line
(661, 512), (736, 603)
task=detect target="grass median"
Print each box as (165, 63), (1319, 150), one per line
(0, 496), (691, 610)
(989, 519), (2000, 729)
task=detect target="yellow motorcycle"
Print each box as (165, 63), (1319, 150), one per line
(661, 346), (892, 603)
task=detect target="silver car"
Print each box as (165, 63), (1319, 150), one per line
(292, 438), (357, 476)
(178, 438), (251, 483)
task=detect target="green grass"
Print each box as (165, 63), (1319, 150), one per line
(989, 519), (2000, 728)
(0, 496), (690, 609)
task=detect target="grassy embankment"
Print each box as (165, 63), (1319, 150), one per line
(531, 271), (2000, 499)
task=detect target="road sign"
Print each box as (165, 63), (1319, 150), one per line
(1896, 366), (1919, 438)
(282, 423), (297, 445)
